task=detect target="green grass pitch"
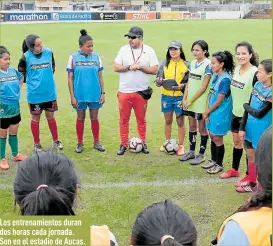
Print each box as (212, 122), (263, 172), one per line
(0, 19), (271, 245)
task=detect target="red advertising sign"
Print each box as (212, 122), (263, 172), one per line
(182, 12), (191, 20)
(126, 12), (156, 20)
(191, 13), (201, 20)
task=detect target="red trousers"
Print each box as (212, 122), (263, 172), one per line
(118, 92), (147, 146)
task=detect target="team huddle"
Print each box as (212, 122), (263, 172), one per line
(0, 26), (272, 194)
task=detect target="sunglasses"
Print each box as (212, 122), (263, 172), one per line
(127, 36), (137, 40)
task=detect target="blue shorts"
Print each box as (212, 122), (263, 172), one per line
(206, 111), (232, 136)
(77, 102), (102, 111)
(161, 95), (183, 114)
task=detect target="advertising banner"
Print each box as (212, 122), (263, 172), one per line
(182, 12), (191, 20)
(160, 12), (182, 20)
(0, 13), (5, 22)
(52, 12), (92, 21)
(92, 12), (125, 21)
(6, 12), (52, 22)
(191, 13), (201, 20)
(126, 12), (156, 20)
(201, 12), (206, 20)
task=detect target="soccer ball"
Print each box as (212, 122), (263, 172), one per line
(163, 139), (178, 155)
(129, 137), (143, 153)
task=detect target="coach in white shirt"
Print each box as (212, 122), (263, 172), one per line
(114, 26), (159, 155)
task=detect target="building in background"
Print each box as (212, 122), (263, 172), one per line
(0, 0), (271, 12)
(35, 0), (70, 11)
(107, 1), (157, 11)
(1, 0), (35, 10)
(69, 0), (107, 11)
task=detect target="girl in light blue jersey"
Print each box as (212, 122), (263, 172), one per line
(0, 46), (26, 170)
(237, 59), (272, 193)
(67, 29), (105, 153)
(18, 34), (63, 152)
(203, 51), (235, 174)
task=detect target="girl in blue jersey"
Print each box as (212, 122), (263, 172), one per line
(237, 59), (272, 193)
(18, 34), (62, 152)
(67, 29), (105, 153)
(0, 46), (26, 170)
(203, 51), (235, 174)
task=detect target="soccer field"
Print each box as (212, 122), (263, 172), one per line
(0, 19), (272, 245)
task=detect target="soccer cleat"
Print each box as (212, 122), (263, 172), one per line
(54, 140), (63, 150)
(236, 182), (257, 193)
(235, 174), (250, 187)
(94, 141), (105, 152)
(206, 164), (223, 174)
(75, 143), (84, 153)
(176, 145), (185, 156)
(142, 143), (150, 154)
(220, 168), (240, 179)
(0, 159), (9, 170)
(160, 145), (165, 152)
(13, 153), (27, 162)
(34, 144), (42, 152)
(201, 159), (215, 169)
(179, 151), (195, 161)
(117, 144), (127, 155)
(190, 154), (205, 165)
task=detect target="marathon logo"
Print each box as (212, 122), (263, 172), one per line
(76, 61), (97, 67)
(209, 88), (216, 95)
(231, 79), (245, 89)
(252, 88), (267, 102)
(189, 73), (202, 80)
(7, 13), (51, 22)
(0, 76), (17, 83)
(31, 63), (50, 70)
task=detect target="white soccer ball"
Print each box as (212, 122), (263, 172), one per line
(163, 139), (179, 155)
(129, 137), (143, 153)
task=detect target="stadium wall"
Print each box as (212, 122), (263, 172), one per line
(205, 11), (244, 19)
(0, 10), (245, 24)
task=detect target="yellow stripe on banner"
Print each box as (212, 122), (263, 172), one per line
(160, 12), (182, 20)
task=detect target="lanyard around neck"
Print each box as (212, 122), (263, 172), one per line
(131, 45), (143, 63)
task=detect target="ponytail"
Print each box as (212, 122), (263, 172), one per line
(250, 52), (259, 67)
(20, 186), (75, 215)
(131, 200), (197, 246)
(237, 189), (272, 213)
(212, 50), (235, 75)
(204, 50), (210, 58)
(22, 34), (40, 53)
(22, 39), (29, 53)
(223, 50), (235, 75)
(14, 151), (78, 216)
(162, 238), (183, 246)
